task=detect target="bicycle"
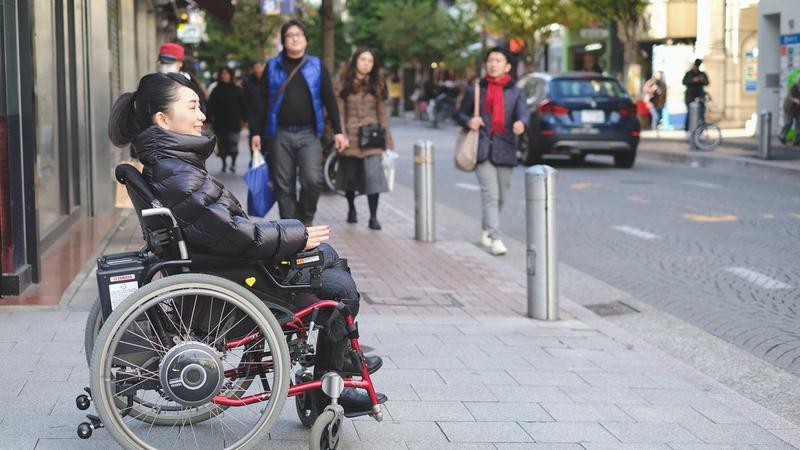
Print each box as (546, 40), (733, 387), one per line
(690, 94), (722, 151)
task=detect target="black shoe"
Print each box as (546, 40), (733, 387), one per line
(347, 210), (357, 224)
(342, 352), (383, 375)
(339, 388), (387, 417)
(779, 134), (787, 145)
(368, 217), (381, 230)
(230, 166), (236, 173)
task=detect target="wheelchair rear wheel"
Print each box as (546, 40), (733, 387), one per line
(90, 274), (290, 449)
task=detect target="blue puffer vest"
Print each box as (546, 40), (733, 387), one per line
(264, 52), (324, 139)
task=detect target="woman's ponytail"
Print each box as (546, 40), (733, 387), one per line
(108, 92), (142, 147)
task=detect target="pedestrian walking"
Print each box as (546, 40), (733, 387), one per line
(336, 48), (394, 230)
(779, 77), (800, 146)
(250, 19), (347, 225)
(456, 47), (529, 256)
(242, 60), (266, 163)
(643, 71), (667, 130)
(682, 58), (709, 131)
(387, 72), (402, 117)
(207, 66), (246, 172)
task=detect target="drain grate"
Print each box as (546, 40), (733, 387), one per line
(361, 292), (463, 308)
(585, 301), (639, 316)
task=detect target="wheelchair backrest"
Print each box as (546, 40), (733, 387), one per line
(115, 163), (187, 260)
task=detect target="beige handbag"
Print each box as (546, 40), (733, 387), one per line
(454, 80), (480, 172)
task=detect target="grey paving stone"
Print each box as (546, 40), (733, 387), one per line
(519, 422), (619, 443)
(601, 422), (701, 443)
(373, 382), (421, 401)
(366, 341), (423, 356)
(523, 357), (603, 372)
(560, 386), (648, 405)
(353, 420), (448, 442)
(390, 355), (466, 370)
(681, 422), (790, 445)
(506, 369), (588, 387)
(667, 445), (756, 450)
(691, 402), (751, 424)
(370, 368), (444, 385)
(438, 334), (504, 345)
(382, 400), (474, 421)
(464, 402), (552, 422)
(475, 344), (553, 359)
(438, 421), (533, 443)
(583, 445), (671, 450)
(406, 443), (495, 450)
(634, 389), (719, 406)
(33, 438), (121, 450)
(435, 369), (518, 386)
(374, 333), (444, 346)
(619, 404), (713, 424)
(487, 385), (572, 403)
(416, 344), (492, 357)
(397, 324), (465, 335)
(459, 354), (534, 370)
(494, 445), (585, 450)
(578, 371), (661, 388)
(497, 335), (565, 348)
(412, 383), (498, 402)
(0, 437), (37, 450)
(540, 403), (634, 422)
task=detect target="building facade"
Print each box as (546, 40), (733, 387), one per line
(0, 0), (174, 301)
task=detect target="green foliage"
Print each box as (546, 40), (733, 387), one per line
(571, 0), (647, 26)
(304, 8), (351, 73)
(202, 0), (284, 70)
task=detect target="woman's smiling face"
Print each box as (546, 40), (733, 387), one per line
(155, 85), (206, 136)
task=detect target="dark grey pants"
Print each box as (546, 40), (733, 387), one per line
(271, 128), (323, 223)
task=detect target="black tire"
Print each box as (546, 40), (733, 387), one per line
(692, 123), (722, 151)
(323, 151), (343, 195)
(569, 153), (586, 164)
(90, 273), (289, 448)
(84, 299), (104, 366)
(309, 410), (343, 450)
(614, 150), (637, 169)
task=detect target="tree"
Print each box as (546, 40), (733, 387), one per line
(320, 0), (335, 74)
(304, 7), (350, 75)
(475, 0), (591, 65)
(571, 0), (648, 83)
(202, 0), (285, 70)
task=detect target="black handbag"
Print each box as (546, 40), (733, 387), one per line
(358, 123), (386, 148)
(354, 93), (387, 149)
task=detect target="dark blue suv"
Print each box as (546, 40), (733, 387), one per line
(518, 72), (640, 168)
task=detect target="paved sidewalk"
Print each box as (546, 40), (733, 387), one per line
(0, 154), (799, 449)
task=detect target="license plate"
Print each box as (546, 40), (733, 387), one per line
(580, 110), (605, 124)
(571, 127), (600, 135)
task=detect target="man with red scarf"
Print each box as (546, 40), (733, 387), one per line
(456, 47), (529, 256)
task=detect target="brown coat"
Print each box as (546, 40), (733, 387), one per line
(337, 86), (394, 158)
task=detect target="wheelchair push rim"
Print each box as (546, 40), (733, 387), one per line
(90, 274), (289, 450)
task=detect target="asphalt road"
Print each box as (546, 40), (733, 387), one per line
(391, 119), (800, 377)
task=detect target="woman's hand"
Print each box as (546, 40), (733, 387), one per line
(513, 120), (526, 135)
(304, 225), (331, 250)
(467, 117), (484, 130)
(251, 135), (261, 152)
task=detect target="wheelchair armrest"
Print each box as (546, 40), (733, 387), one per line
(287, 249), (324, 270)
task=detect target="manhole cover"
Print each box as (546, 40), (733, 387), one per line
(585, 301), (639, 316)
(361, 292), (463, 308)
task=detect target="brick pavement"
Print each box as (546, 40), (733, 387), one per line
(0, 152), (798, 449)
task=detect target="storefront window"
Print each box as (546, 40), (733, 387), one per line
(0, 0), (21, 272)
(32, 1), (64, 234)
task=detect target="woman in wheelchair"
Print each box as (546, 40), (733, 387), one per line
(77, 72), (384, 448)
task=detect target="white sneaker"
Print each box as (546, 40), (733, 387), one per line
(490, 239), (507, 256)
(480, 231), (492, 248)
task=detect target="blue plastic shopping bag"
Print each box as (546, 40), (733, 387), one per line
(244, 151), (274, 217)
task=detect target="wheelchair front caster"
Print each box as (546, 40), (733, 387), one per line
(75, 387), (92, 410)
(77, 414), (103, 439)
(309, 407), (344, 450)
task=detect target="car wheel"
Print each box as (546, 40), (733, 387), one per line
(614, 150), (636, 169)
(569, 153), (586, 164)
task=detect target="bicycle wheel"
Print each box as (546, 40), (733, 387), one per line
(90, 273), (289, 449)
(692, 123), (722, 151)
(323, 150), (344, 196)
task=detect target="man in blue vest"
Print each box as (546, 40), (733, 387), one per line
(251, 20), (348, 225)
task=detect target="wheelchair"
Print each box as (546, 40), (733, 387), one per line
(74, 164), (385, 449)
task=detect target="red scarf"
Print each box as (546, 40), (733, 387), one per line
(484, 74), (511, 134)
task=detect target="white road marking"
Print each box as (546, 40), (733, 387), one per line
(612, 225), (662, 240)
(455, 182), (481, 191)
(682, 180), (722, 189)
(723, 267), (793, 290)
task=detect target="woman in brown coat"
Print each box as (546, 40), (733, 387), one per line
(337, 48), (394, 230)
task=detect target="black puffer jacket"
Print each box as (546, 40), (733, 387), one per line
(131, 126), (307, 261)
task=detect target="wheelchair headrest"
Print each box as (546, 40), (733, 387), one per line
(115, 163), (159, 209)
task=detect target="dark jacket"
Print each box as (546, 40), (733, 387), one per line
(783, 83), (800, 116)
(456, 79), (529, 167)
(682, 69), (709, 103)
(263, 53), (324, 139)
(207, 81), (246, 135)
(131, 126), (307, 261)
(243, 73), (264, 128)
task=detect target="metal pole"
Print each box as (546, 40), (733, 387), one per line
(414, 140), (435, 242)
(525, 165), (558, 320)
(688, 99), (700, 150)
(759, 110), (772, 160)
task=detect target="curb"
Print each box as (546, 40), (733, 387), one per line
(638, 143), (800, 179)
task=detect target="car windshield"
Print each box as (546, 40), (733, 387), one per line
(550, 78), (628, 99)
